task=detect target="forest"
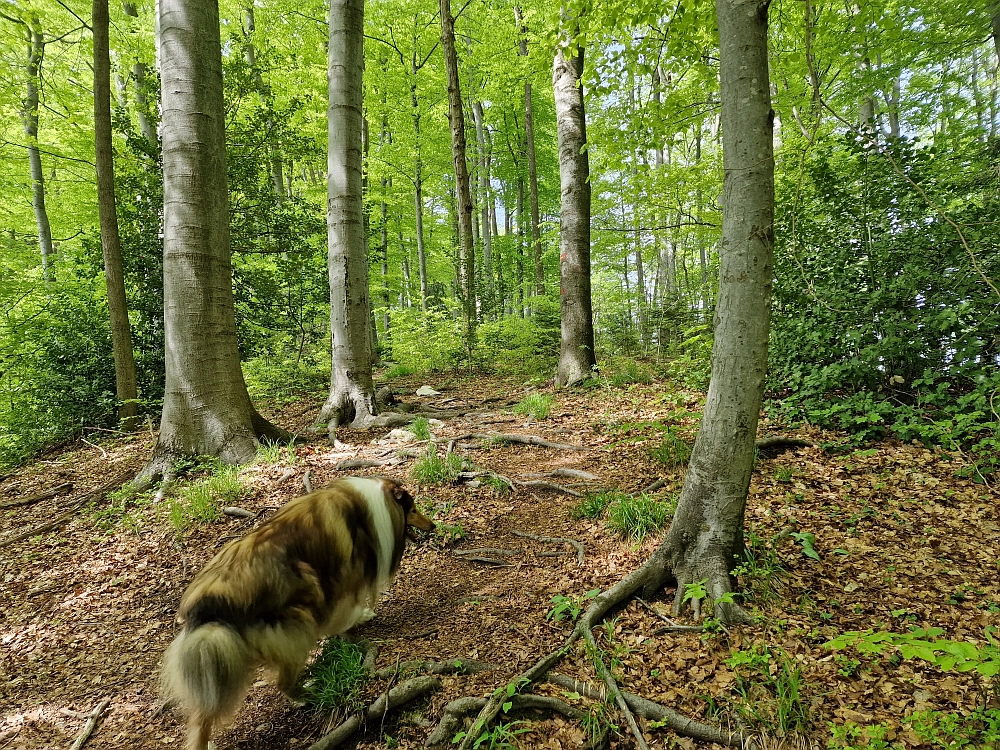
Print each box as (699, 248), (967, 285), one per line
(1, 0), (999, 747)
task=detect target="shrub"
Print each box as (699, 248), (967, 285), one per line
(387, 305), (466, 373)
(475, 312), (559, 376)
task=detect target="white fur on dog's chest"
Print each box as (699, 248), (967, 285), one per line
(341, 477), (396, 586)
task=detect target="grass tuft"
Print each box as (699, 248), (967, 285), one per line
(648, 427), (692, 467)
(604, 492), (676, 542)
(513, 392), (553, 420)
(411, 447), (463, 484)
(299, 638), (367, 711)
(408, 416), (432, 441)
(168, 463), (243, 533)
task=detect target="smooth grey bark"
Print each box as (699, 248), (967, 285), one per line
(440, 0), (476, 348)
(144, 0), (287, 482)
(378, 113), (392, 347)
(94, 0), (139, 428)
(17, 16), (54, 281)
(410, 37), (429, 311)
(553, 11), (597, 387)
(316, 0), (378, 432)
(515, 6), (544, 301)
(643, 0), (775, 624)
(991, 2), (1000, 65)
(122, 3), (158, 145)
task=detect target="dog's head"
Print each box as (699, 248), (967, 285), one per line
(382, 478), (435, 532)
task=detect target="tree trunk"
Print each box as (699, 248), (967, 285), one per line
(440, 0), (476, 349)
(144, 0), (287, 482)
(317, 0), (378, 432)
(122, 3), (159, 145)
(19, 17), (54, 281)
(410, 49), (429, 311)
(643, 0), (774, 625)
(553, 9), (597, 387)
(515, 6), (544, 301)
(991, 1), (1000, 66)
(472, 99), (494, 317)
(243, 6), (286, 203)
(94, 0), (140, 428)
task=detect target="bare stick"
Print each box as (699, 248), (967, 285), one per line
(544, 673), (746, 747)
(634, 478), (667, 496)
(514, 479), (582, 497)
(222, 506), (254, 519)
(450, 433), (587, 451)
(68, 697), (111, 750)
(428, 692), (586, 747)
(0, 482), (73, 510)
(307, 676), (440, 750)
(511, 530), (585, 566)
(80, 437), (109, 459)
(302, 470), (313, 493)
(458, 556), (515, 567)
(275, 468), (296, 484)
(454, 548), (520, 556)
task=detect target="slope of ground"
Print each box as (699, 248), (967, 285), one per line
(0, 374), (996, 749)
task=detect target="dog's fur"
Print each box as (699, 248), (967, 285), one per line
(160, 476), (434, 750)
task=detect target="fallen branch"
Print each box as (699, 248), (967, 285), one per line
(303, 470), (313, 493)
(455, 548), (520, 557)
(450, 433), (587, 451)
(0, 473), (130, 550)
(374, 659), (495, 680)
(514, 479), (583, 497)
(0, 482), (73, 510)
(545, 673), (746, 747)
(307, 676), (440, 750)
(634, 478), (668, 496)
(635, 598), (703, 632)
(68, 697), (111, 750)
(511, 530), (585, 566)
(521, 468), (600, 481)
(275, 468), (297, 485)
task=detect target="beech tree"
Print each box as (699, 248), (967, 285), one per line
(642, 0), (775, 622)
(316, 0), (379, 433)
(93, 0), (139, 428)
(553, 6), (597, 387)
(142, 0), (287, 481)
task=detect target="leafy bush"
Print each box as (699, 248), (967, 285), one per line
(513, 393), (553, 420)
(601, 357), (654, 387)
(475, 311), (558, 376)
(243, 352), (330, 404)
(298, 638), (367, 711)
(388, 305), (466, 373)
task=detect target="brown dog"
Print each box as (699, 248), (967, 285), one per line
(160, 477), (434, 750)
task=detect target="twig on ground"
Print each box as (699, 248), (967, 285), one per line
(449, 433), (587, 451)
(544, 673), (746, 747)
(0, 473), (130, 550)
(307, 676), (440, 750)
(583, 628), (649, 750)
(0, 482), (73, 510)
(80, 437), (109, 459)
(374, 659), (495, 680)
(514, 479), (583, 497)
(68, 697), (111, 750)
(511, 530), (585, 566)
(303, 470), (313, 493)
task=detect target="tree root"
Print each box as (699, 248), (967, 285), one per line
(544, 673), (746, 747)
(450, 432), (587, 451)
(0, 473), (130, 550)
(511, 530), (585, 566)
(583, 629), (649, 750)
(306, 676), (440, 750)
(335, 458), (396, 470)
(426, 694), (586, 747)
(0, 482), (73, 510)
(374, 659), (496, 680)
(68, 697), (111, 750)
(754, 436), (814, 450)
(521, 468), (600, 481)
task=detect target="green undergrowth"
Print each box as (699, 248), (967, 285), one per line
(513, 392), (553, 420)
(167, 461), (244, 533)
(299, 638), (367, 712)
(830, 709), (1000, 750)
(572, 490), (675, 542)
(408, 416), (432, 440)
(410, 446), (463, 484)
(725, 644), (810, 736)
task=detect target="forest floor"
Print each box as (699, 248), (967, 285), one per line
(1, 372), (998, 750)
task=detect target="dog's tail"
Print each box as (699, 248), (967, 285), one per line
(161, 623), (251, 750)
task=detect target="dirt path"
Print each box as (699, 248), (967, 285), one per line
(1, 374), (997, 749)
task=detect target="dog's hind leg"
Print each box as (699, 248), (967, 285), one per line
(185, 713), (213, 750)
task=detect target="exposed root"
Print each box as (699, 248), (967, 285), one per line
(302, 469), (313, 493)
(520, 468), (600, 481)
(374, 659), (495, 680)
(335, 458), (396, 470)
(634, 478), (668, 495)
(514, 479), (583, 497)
(544, 673), (747, 747)
(222, 506), (254, 519)
(754, 436), (814, 451)
(454, 548), (520, 557)
(583, 628), (649, 750)
(0, 482), (73, 510)
(68, 696), (111, 750)
(511, 530), (585, 566)
(449, 432), (587, 451)
(426, 693), (586, 747)
(306, 676), (440, 750)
